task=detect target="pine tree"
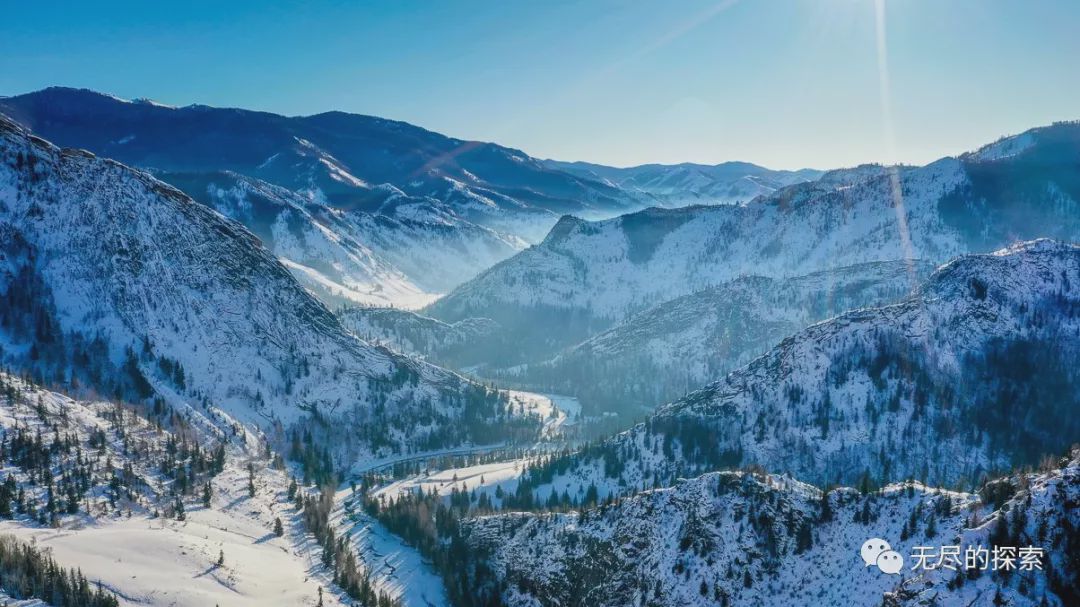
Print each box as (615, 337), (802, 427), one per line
(925, 514), (937, 539)
(795, 521), (813, 553)
(274, 517), (284, 537)
(819, 489), (833, 522)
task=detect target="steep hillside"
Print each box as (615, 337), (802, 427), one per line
(944, 121), (1080, 250)
(513, 241), (1079, 495)
(430, 123), (1080, 347)
(0, 372), (369, 607)
(338, 307), (501, 364)
(546, 159), (822, 207)
(520, 260), (934, 417)
(463, 450), (1080, 607)
(0, 114), (535, 463)
(162, 171), (519, 306)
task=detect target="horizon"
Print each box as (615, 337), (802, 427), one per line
(4, 1), (1079, 170)
(5, 84), (1069, 174)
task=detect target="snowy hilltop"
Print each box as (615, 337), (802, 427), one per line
(464, 449), (1080, 607)
(543, 159), (823, 208)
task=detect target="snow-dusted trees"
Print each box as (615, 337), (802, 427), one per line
(0, 535), (119, 606)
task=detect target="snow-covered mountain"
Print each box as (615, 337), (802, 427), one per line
(430, 122), (1080, 341)
(161, 170), (520, 307)
(464, 448), (1080, 607)
(0, 87), (646, 307)
(0, 113), (534, 462)
(521, 260), (934, 418)
(512, 241), (1080, 495)
(0, 88), (636, 220)
(545, 159), (823, 207)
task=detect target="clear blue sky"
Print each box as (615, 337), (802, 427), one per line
(3, 0), (1078, 169)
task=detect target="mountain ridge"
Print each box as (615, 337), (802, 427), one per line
(0, 112), (534, 463)
(464, 447), (1080, 607)
(429, 122), (1080, 347)
(0, 87), (647, 308)
(507, 240), (1079, 501)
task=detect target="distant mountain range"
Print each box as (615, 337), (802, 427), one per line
(0, 87), (631, 218)
(425, 121), (1080, 369)
(0, 87), (607, 307)
(545, 159), (823, 207)
(0, 87), (824, 308)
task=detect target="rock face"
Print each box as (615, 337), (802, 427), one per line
(0, 114), (531, 462)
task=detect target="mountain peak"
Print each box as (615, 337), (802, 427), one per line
(540, 214), (587, 246)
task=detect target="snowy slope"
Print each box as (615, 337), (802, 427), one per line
(517, 241), (1080, 495)
(0, 114), (533, 462)
(465, 449), (1080, 607)
(0, 372), (358, 607)
(163, 171), (521, 307)
(336, 490), (451, 607)
(431, 122), (1080, 333)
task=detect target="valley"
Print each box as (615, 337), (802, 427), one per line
(0, 89), (1076, 607)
